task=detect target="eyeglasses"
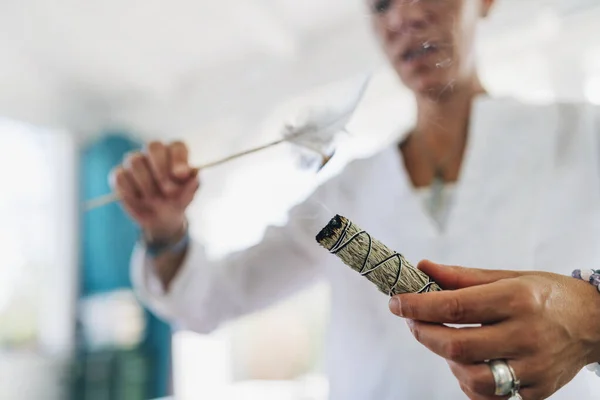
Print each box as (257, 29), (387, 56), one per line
(368, 0), (444, 16)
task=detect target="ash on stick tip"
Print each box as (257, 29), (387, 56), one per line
(315, 214), (344, 243)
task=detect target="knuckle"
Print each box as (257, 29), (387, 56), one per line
(169, 140), (187, 153)
(513, 290), (540, 314)
(445, 296), (465, 323)
(147, 141), (165, 154)
(399, 299), (418, 319)
(114, 169), (128, 186)
(444, 339), (466, 361)
(126, 152), (146, 169)
(132, 154), (146, 167)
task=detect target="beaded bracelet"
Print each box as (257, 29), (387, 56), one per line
(571, 269), (600, 376)
(142, 219), (190, 258)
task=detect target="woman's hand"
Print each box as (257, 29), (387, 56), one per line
(111, 141), (199, 241)
(388, 260), (600, 400)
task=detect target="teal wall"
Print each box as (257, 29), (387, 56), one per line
(80, 132), (171, 398)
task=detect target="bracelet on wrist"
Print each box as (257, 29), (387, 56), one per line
(571, 269), (600, 375)
(142, 219), (189, 258)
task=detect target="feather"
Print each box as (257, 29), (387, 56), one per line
(282, 73), (372, 170)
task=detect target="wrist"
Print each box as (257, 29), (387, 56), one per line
(144, 219), (190, 290)
(142, 217), (189, 259)
(571, 269), (600, 366)
(585, 312), (600, 366)
(144, 217), (186, 244)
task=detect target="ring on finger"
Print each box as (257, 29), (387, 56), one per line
(488, 359), (517, 396)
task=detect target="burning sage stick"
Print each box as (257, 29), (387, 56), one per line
(316, 214), (441, 296)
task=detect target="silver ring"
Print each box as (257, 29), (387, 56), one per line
(507, 362), (523, 400)
(489, 359), (516, 396)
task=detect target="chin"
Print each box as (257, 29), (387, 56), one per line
(397, 65), (454, 97)
(408, 74), (459, 100)
(420, 81), (457, 99)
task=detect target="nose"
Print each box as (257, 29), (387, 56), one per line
(384, 2), (430, 35)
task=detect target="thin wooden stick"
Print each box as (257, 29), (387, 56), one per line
(84, 192), (122, 211)
(84, 132), (328, 211)
(316, 214), (441, 296)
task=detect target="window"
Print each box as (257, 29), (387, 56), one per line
(0, 118), (78, 356)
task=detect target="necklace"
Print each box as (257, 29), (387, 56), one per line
(411, 131), (465, 225)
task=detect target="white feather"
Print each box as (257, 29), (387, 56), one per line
(282, 73), (372, 169)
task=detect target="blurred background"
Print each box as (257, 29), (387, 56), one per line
(0, 0), (599, 399)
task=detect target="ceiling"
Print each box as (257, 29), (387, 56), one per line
(0, 0), (598, 155)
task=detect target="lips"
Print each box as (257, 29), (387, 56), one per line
(400, 42), (439, 62)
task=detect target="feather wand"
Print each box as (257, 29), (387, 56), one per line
(84, 126), (328, 210)
(84, 74), (372, 211)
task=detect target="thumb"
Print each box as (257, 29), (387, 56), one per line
(417, 259), (524, 290)
(178, 172), (200, 205)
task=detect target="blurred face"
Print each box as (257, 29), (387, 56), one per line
(369, 0), (493, 98)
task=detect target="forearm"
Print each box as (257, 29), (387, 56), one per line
(152, 246), (188, 291)
(142, 218), (189, 291)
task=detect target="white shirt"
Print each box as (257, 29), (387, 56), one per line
(132, 97), (600, 399)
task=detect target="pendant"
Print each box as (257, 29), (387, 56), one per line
(429, 170), (445, 217)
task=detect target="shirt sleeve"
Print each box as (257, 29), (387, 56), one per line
(130, 183), (337, 334)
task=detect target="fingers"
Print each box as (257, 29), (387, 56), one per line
(458, 382), (499, 400)
(449, 361), (513, 397)
(450, 362), (497, 396)
(146, 140), (194, 193)
(169, 141), (192, 180)
(417, 260), (525, 290)
(390, 279), (515, 324)
(110, 166), (152, 220)
(112, 141), (197, 201)
(179, 174), (201, 204)
(111, 166), (140, 201)
(449, 360), (547, 400)
(125, 151), (160, 198)
(406, 320), (529, 364)
(146, 141), (176, 195)
(109, 140), (198, 230)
